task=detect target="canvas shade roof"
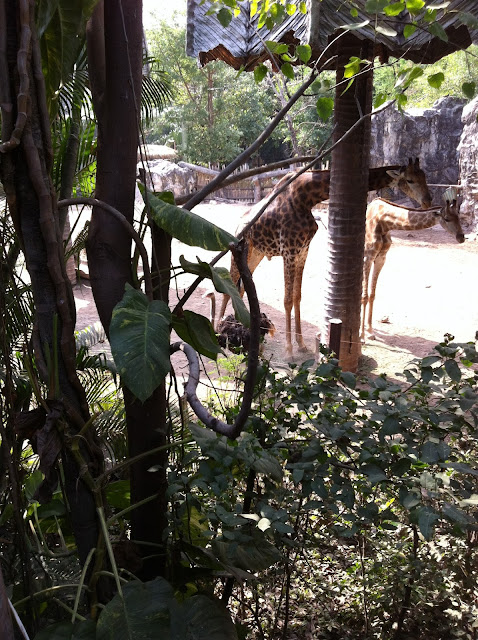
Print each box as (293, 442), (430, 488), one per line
(186, 0), (478, 69)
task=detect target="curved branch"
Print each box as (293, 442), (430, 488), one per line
(58, 197), (153, 301)
(171, 238), (263, 440)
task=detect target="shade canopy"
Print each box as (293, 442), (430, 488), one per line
(186, 0), (478, 70)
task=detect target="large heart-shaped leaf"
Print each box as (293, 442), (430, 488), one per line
(110, 285), (171, 403)
(96, 578), (237, 640)
(139, 185), (237, 251)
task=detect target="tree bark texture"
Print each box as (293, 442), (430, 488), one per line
(0, 0), (101, 570)
(322, 34), (373, 372)
(86, 0), (170, 578)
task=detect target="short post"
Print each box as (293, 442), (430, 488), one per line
(328, 318), (342, 359)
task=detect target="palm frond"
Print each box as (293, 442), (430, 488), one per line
(141, 58), (173, 124)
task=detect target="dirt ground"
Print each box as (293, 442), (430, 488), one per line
(74, 201), (478, 384)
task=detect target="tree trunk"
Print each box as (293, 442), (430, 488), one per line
(86, 0), (170, 578)
(321, 34), (373, 372)
(0, 0), (101, 576)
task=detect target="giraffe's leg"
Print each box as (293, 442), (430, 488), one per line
(283, 254), (296, 357)
(366, 243), (391, 339)
(360, 256), (374, 342)
(292, 250), (309, 352)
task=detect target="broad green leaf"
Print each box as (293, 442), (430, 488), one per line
(299, 1), (307, 13)
(285, 3), (297, 15)
(110, 285), (171, 403)
(172, 310), (222, 360)
(442, 503), (472, 526)
(420, 441), (440, 463)
(297, 44), (311, 63)
(406, 0), (425, 15)
(140, 185), (237, 251)
(170, 595), (238, 639)
(350, 7), (359, 16)
(344, 56), (362, 78)
(391, 458), (412, 477)
(384, 2), (405, 16)
(265, 40), (289, 54)
(458, 12), (478, 30)
(105, 480), (131, 511)
(340, 371), (356, 389)
(402, 492), (420, 509)
(417, 505), (439, 540)
(374, 92), (388, 109)
(34, 620), (96, 640)
(212, 535), (280, 571)
(36, 499), (66, 519)
(96, 578), (173, 640)
(281, 62), (295, 80)
(462, 82), (476, 99)
(444, 359), (461, 382)
(316, 97), (334, 122)
(403, 23), (417, 38)
(254, 63), (268, 83)
(362, 464), (387, 484)
(421, 355), (442, 367)
(428, 21), (448, 42)
(217, 7), (233, 27)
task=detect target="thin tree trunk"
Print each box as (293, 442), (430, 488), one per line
(86, 0), (170, 578)
(322, 34), (373, 372)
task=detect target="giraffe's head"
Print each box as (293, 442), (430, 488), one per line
(437, 199), (465, 243)
(386, 158), (432, 209)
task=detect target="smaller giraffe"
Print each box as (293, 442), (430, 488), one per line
(361, 198), (465, 342)
(217, 159), (432, 356)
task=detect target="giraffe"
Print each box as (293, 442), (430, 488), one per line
(361, 197), (465, 342)
(218, 158), (432, 356)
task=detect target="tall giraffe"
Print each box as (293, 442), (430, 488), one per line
(218, 158), (432, 356)
(361, 197), (465, 341)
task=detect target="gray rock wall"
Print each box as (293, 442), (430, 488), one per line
(458, 96), (478, 231)
(370, 97), (466, 207)
(138, 159), (197, 198)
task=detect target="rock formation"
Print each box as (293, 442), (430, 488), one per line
(458, 96), (478, 231)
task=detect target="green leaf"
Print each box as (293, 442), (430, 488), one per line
(297, 44), (311, 64)
(210, 266), (250, 327)
(285, 4), (297, 15)
(172, 311), (222, 360)
(391, 458), (412, 477)
(406, 0), (425, 15)
(403, 23), (417, 38)
(105, 480), (131, 511)
(417, 505), (439, 541)
(340, 371), (356, 389)
(362, 464), (387, 484)
(212, 534), (280, 571)
(444, 359), (461, 382)
(299, 1), (307, 13)
(217, 7), (233, 27)
(141, 185), (237, 251)
(442, 503), (472, 526)
(265, 40), (289, 54)
(280, 62), (295, 80)
(350, 7), (359, 17)
(316, 97), (334, 122)
(428, 21), (448, 42)
(110, 285), (171, 403)
(170, 594), (238, 639)
(402, 492), (420, 509)
(344, 56), (362, 78)
(462, 82), (476, 99)
(96, 578), (173, 639)
(373, 92), (388, 109)
(254, 63), (268, 84)
(458, 12), (478, 30)
(384, 2), (406, 16)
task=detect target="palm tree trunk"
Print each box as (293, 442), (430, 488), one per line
(321, 34), (373, 372)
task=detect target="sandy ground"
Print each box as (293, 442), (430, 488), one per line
(74, 201), (478, 383)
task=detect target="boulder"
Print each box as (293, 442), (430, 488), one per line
(138, 159), (197, 198)
(458, 96), (478, 231)
(371, 97), (466, 205)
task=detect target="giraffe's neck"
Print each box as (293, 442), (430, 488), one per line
(379, 208), (440, 232)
